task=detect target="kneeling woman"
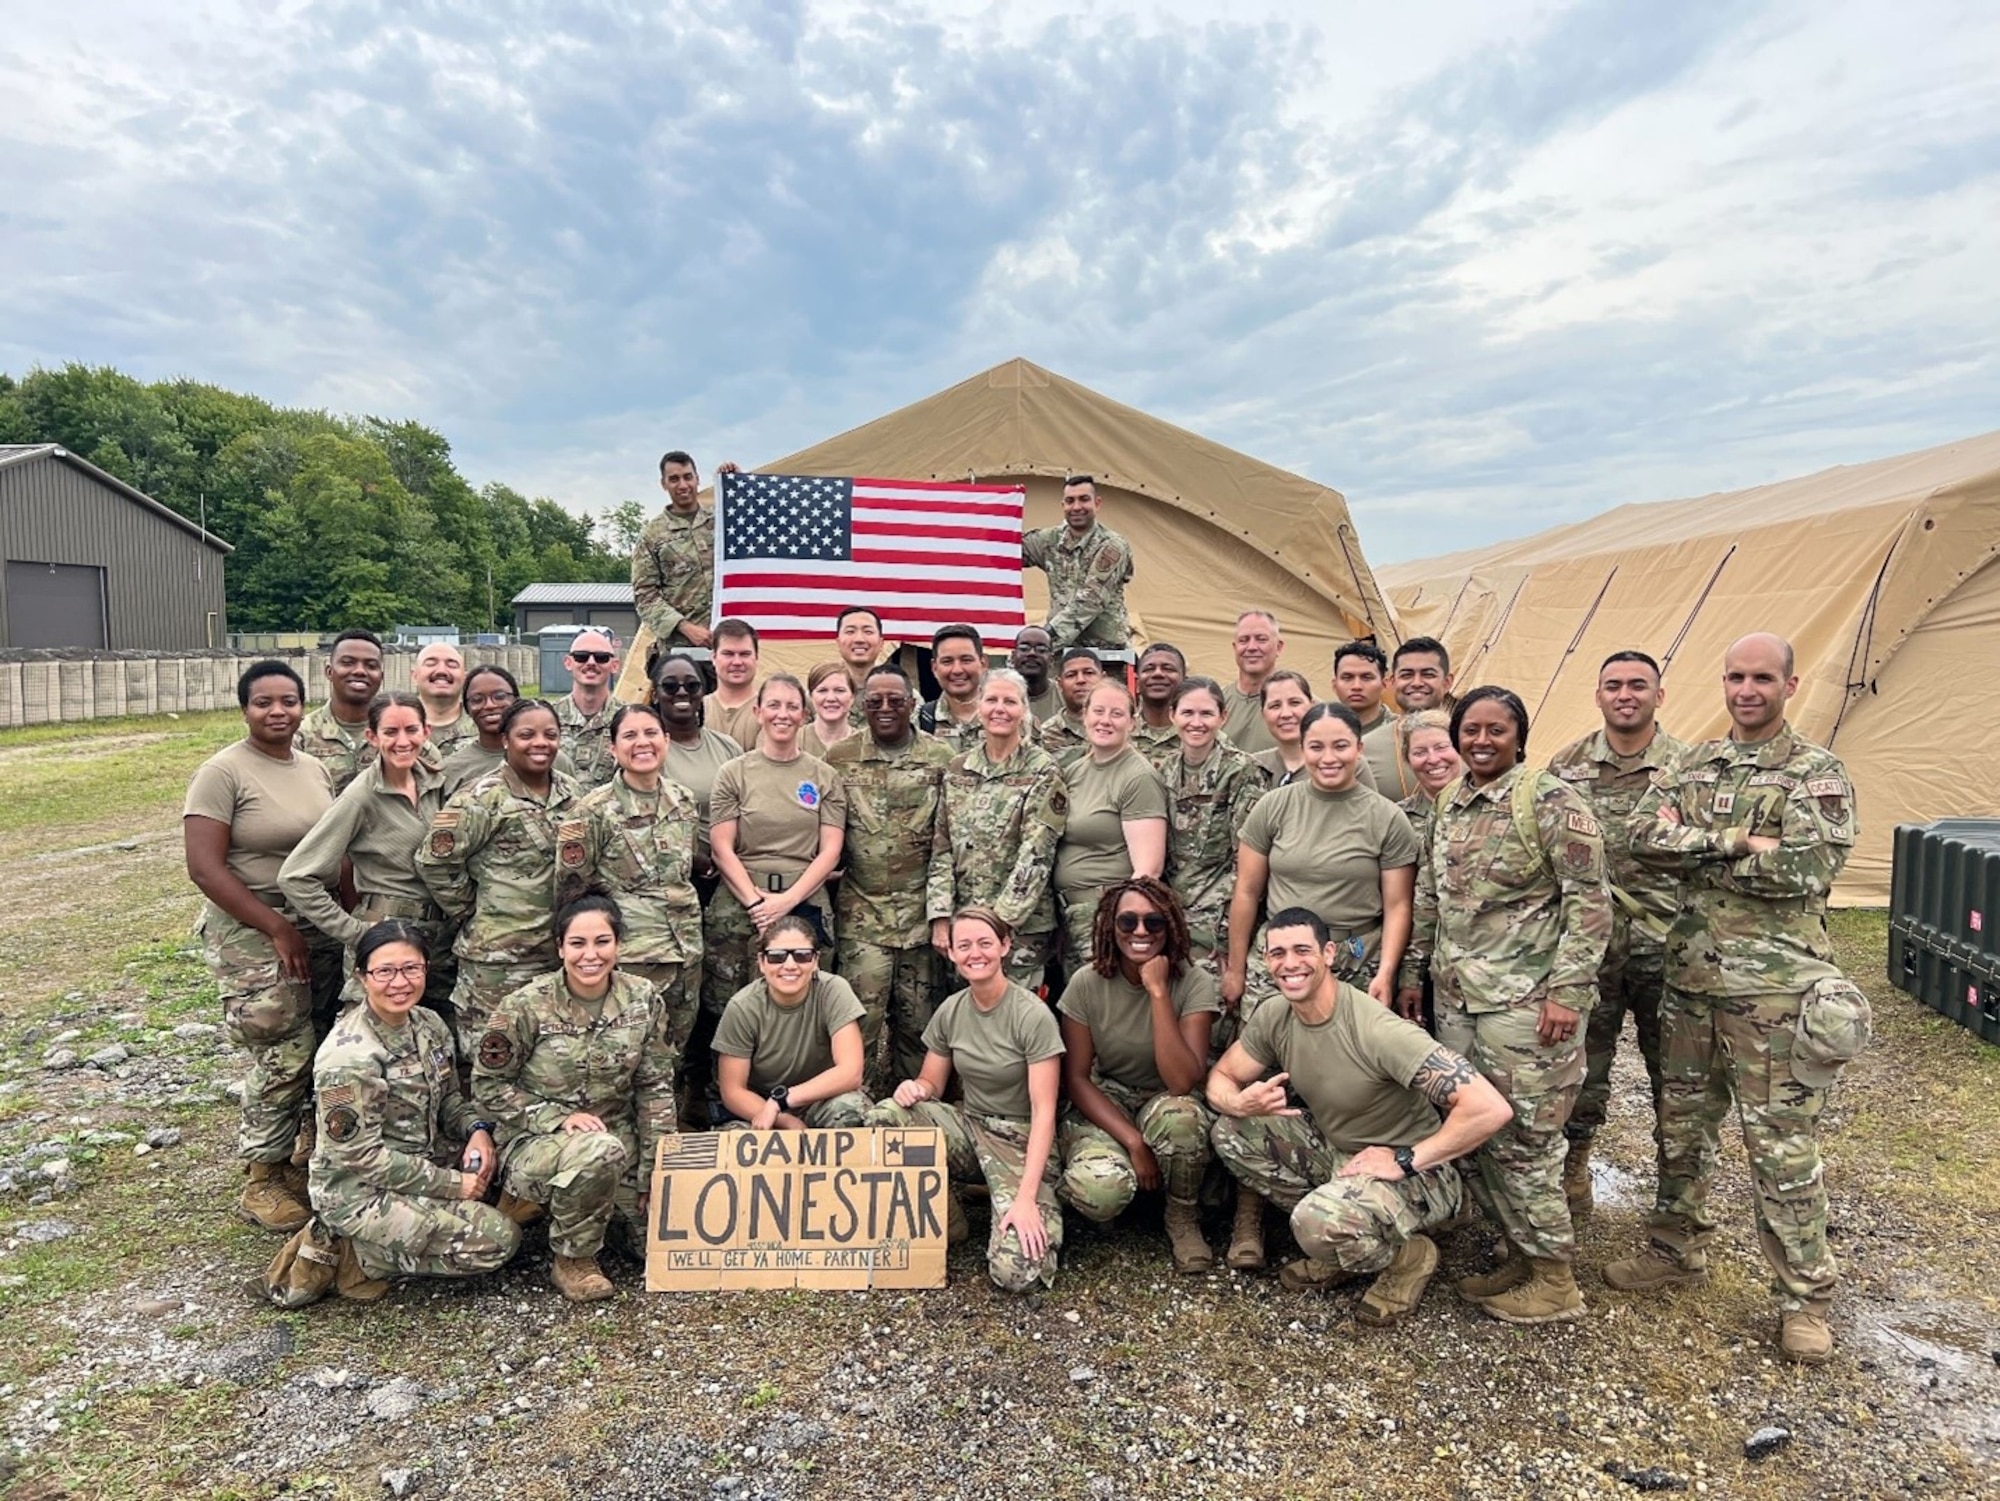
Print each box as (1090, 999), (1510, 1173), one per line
(472, 893), (679, 1303)
(1054, 878), (1219, 1273)
(262, 921), (518, 1307)
(867, 908), (1066, 1292)
(711, 913), (872, 1128)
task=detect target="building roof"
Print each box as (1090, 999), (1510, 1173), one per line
(0, 444), (235, 553)
(511, 582), (635, 606)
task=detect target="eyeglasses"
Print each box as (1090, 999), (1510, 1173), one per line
(365, 961), (427, 984)
(654, 680), (704, 696)
(760, 948), (817, 965)
(862, 695), (910, 710)
(569, 652), (615, 665)
(1115, 912), (1167, 935)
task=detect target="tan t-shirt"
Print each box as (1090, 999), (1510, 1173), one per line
(1359, 709), (1414, 800)
(1221, 683), (1276, 755)
(712, 971), (865, 1095)
(923, 981), (1064, 1120)
(1054, 747), (1168, 894)
(665, 728), (743, 827)
(1026, 681), (1063, 730)
(183, 739), (335, 907)
(704, 693), (761, 753)
(1239, 781), (1419, 936)
(1057, 965), (1220, 1096)
(1239, 985), (1439, 1151)
(709, 749), (846, 875)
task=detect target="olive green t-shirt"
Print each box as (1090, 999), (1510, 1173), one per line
(183, 739), (335, 906)
(665, 728), (743, 827)
(1239, 985), (1440, 1151)
(1239, 781), (1419, 934)
(1221, 684), (1276, 755)
(709, 749), (847, 875)
(712, 971), (865, 1095)
(922, 981), (1064, 1120)
(704, 693), (761, 754)
(1057, 965), (1220, 1096)
(1359, 709), (1414, 800)
(1054, 748), (1168, 893)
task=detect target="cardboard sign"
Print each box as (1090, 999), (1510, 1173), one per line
(645, 1128), (948, 1291)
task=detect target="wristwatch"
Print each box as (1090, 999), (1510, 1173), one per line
(470, 1119), (497, 1137)
(1392, 1144), (1419, 1178)
(768, 1085), (790, 1113)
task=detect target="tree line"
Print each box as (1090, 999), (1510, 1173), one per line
(0, 363), (649, 633)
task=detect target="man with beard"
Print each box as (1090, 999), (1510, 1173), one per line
(413, 643), (470, 759)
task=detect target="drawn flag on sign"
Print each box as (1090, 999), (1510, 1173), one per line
(715, 473), (1027, 648)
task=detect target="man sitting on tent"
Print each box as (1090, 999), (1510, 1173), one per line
(1023, 474), (1134, 654)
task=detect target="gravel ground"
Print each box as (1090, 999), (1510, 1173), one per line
(0, 920), (1995, 1501)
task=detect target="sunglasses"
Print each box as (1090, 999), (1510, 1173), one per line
(1115, 912), (1168, 935)
(654, 680), (704, 696)
(761, 948), (817, 965)
(569, 651), (616, 665)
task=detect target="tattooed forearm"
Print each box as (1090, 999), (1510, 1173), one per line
(1412, 1047), (1479, 1111)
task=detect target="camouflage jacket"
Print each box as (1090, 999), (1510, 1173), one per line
(416, 766), (587, 966)
(1547, 725), (1687, 952)
(1036, 711), (1089, 771)
(1629, 723), (1854, 998)
(631, 503), (714, 643)
(1022, 520), (1133, 649)
(552, 692), (618, 791)
(471, 970), (678, 1170)
(295, 704), (441, 795)
(825, 731), (956, 947)
(1165, 740), (1269, 927)
(1401, 766), (1612, 1015)
(424, 714), (474, 763)
(1133, 721), (1180, 771)
(928, 739), (1069, 935)
(309, 1004), (475, 1215)
(917, 699), (985, 756)
(575, 773), (704, 967)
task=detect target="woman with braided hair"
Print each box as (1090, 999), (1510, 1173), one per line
(1053, 877), (1223, 1273)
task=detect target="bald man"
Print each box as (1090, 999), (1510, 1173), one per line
(552, 629), (621, 789)
(1608, 633), (1870, 1366)
(414, 643), (470, 759)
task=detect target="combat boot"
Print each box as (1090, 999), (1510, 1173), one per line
(495, 1191), (545, 1227)
(1456, 1252), (1531, 1303)
(1779, 1300), (1835, 1365)
(1479, 1257), (1586, 1325)
(257, 1217), (340, 1308)
(1601, 1244), (1709, 1293)
(946, 1188), (969, 1246)
(1277, 1256), (1355, 1293)
(240, 1161), (312, 1233)
(1224, 1186), (1266, 1271)
(1562, 1137), (1593, 1218)
(552, 1254), (616, 1303)
(1164, 1196), (1214, 1274)
(1358, 1234), (1439, 1327)
(334, 1237), (390, 1303)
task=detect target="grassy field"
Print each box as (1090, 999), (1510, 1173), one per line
(0, 715), (1995, 1500)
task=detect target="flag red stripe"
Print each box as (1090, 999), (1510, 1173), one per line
(846, 546), (1019, 569)
(721, 571), (1023, 597)
(722, 601), (1028, 627)
(851, 519), (1022, 544)
(852, 477), (1026, 495)
(853, 497), (1024, 519)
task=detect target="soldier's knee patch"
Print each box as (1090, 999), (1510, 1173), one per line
(1292, 1181), (1391, 1266)
(1059, 1146), (1136, 1223)
(1138, 1094), (1213, 1154)
(222, 968), (310, 1049)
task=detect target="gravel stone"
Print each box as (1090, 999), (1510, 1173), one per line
(365, 1377), (429, 1422)
(1744, 1426), (1793, 1460)
(144, 1127), (183, 1149)
(170, 1023), (219, 1040)
(42, 1051), (78, 1072)
(381, 1466), (416, 1497)
(85, 1044), (131, 1069)
(11, 1220), (79, 1244)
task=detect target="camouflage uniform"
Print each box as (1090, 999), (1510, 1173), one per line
(1548, 727), (1687, 1147)
(308, 1003), (519, 1280)
(552, 693), (619, 791)
(575, 773), (704, 1066)
(416, 766), (588, 1056)
(1397, 791), (1439, 1032)
(825, 731), (957, 1094)
(1036, 712), (1089, 771)
(1211, 1114), (1462, 1273)
(631, 503), (714, 645)
(928, 741), (1068, 990)
(472, 971), (678, 1259)
(1022, 520), (1134, 651)
(866, 1098), (1063, 1292)
(424, 715), (474, 763)
(295, 704), (440, 795)
(204, 909), (345, 1161)
(1164, 740), (1269, 984)
(1058, 1077), (1215, 1221)
(1628, 724), (1864, 1309)
(1400, 766), (1611, 1263)
(1132, 721), (1180, 771)
(917, 700), (986, 757)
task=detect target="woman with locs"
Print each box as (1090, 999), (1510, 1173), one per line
(1054, 878), (1221, 1273)
(280, 692), (454, 1016)
(184, 660), (342, 1234)
(260, 921), (518, 1308)
(867, 907), (1067, 1292)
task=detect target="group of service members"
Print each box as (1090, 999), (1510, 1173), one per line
(180, 463), (1870, 1367)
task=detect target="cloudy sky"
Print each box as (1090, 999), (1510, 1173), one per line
(3, 0), (1996, 563)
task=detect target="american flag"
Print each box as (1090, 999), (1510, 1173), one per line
(714, 472), (1027, 646)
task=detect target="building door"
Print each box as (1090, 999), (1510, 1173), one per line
(5, 561), (108, 648)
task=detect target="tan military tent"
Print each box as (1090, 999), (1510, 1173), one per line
(1379, 430), (2000, 905)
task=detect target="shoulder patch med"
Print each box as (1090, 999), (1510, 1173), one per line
(1563, 809), (1600, 838)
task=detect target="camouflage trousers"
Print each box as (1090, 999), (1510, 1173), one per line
(1002, 927), (1057, 997)
(1569, 940), (1666, 1144)
(319, 1187), (521, 1281)
(1057, 1079), (1215, 1219)
(1646, 987), (1836, 1310)
(836, 936), (939, 1097)
(866, 1099), (1061, 1292)
(1211, 1112), (1463, 1274)
(715, 1092), (875, 1129)
(449, 956), (552, 1063)
(699, 885), (834, 1018)
(1056, 887), (1102, 984)
(499, 1126), (640, 1259)
(624, 961), (697, 1070)
(1436, 1000), (1582, 1263)
(202, 909), (344, 1163)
